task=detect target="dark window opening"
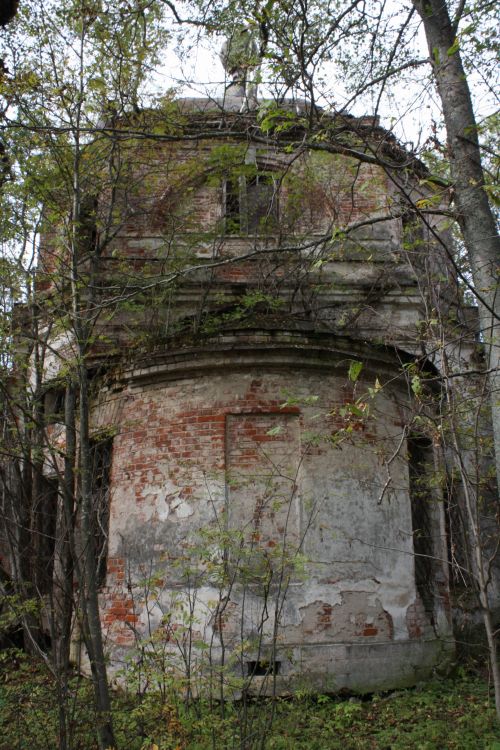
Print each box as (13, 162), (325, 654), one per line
(35, 476), (58, 594)
(44, 387), (65, 424)
(90, 437), (113, 587)
(246, 174), (277, 234)
(444, 486), (462, 587)
(225, 179), (242, 234)
(246, 660), (281, 677)
(408, 434), (435, 617)
(224, 172), (278, 235)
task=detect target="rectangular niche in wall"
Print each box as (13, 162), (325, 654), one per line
(90, 436), (113, 587)
(226, 413), (301, 571)
(408, 434), (436, 619)
(35, 476), (58, 594)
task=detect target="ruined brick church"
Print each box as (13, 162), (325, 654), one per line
(30, 79), (473, 692)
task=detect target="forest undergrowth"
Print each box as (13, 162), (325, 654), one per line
(1, 651), (500, 749)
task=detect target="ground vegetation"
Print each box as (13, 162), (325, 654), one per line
(0, 0), (498, 747)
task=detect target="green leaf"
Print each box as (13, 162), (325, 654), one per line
(348, 360), (363, 382)
(267, 425), (283, 436)
(347, 403), (365, 417)
(193, 639), (209, 650)
(411, 374), (422, 397)
(87, 77), (106, 92)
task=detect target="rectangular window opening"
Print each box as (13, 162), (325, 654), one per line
(35, 476), (58, 594)
(224, 179), (242, 234)
(90, 437), (113, 587)
(224, 171), (278, 236)
(246, 660), (281, 677)
(44, 387), (65, 424)
(247, 173), (277, 234)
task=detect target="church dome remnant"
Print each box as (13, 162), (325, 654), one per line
(220, 27), (260, 89)
(30, 97), (461, 693)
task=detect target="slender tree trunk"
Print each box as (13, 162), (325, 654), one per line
(449, 414), (500, 719)
(70, 242), (116, 750)
(16, 302), (45, 653)
(412, 0), (500, 481)
(413, 0), (500, 719)
(29, 314), (47, 649)
(442, 346), (500, 719)
(77, 359), (116, 750)
(67, 20), (116, 742)
(51, 382), (77, 750)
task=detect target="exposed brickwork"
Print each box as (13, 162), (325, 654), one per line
(89, 363), (448, 666)
(106, 557), (125, 583)
(406, 595), (430, 639)
(293, 595), (394, 643)
(102, 592), (138, 646)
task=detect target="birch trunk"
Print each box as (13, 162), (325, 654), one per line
(413, 0), (500, 480)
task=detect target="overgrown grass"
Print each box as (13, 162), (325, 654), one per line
(1, 652), (499, 749)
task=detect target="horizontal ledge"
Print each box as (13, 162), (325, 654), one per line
(115, 332), (428, 388)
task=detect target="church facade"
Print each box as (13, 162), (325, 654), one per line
(30, 95), (467, 692)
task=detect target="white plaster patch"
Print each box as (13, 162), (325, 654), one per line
(37, 330), (76, 384)
(156, 494), (170, 522)
(383, 603), (411, 640)
(137, 486), (164, 517)
(171, 498), (194, 518)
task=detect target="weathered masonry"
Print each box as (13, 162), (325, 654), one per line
(36, 97), (463, 692)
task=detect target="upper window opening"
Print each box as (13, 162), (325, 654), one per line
(224, 170), (278, 235)
(246, 174), (276, 234)
(225, 178), (242, 234)
(44, 386), (65, 424)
